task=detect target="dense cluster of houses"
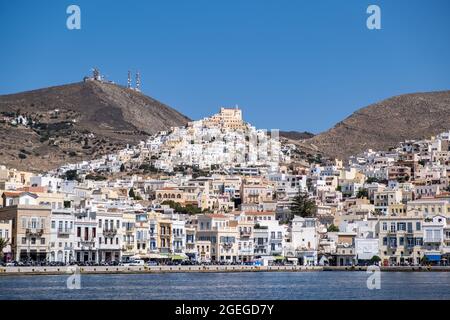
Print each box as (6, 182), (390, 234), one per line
(1, 108), (450, 267)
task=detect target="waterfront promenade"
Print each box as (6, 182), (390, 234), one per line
(1, 265), (450, 276)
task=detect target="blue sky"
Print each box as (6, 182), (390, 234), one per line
(0, 0), (449, 133)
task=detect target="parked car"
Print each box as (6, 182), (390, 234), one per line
(128, 259), (145, 266)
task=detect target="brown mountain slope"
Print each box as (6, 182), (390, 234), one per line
(0, 81), (190, 172)
(305, 90), (450, 160)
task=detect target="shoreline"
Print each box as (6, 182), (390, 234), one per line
(1, 265), (450, 276)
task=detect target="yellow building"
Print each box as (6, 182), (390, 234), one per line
(0, 204), (52, 262)
(196, 214), (239, 262)
(202, 107), (246, 130)
(158, 219), (172, 254)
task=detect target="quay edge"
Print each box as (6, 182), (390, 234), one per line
(1, 265), (450, 276)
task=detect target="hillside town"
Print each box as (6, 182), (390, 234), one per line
(0, 107), (450, 268)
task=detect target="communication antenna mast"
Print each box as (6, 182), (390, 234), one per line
(127, 71), (132, 89)
(92, 68), (100, 81)
(135, 71), (141, 92)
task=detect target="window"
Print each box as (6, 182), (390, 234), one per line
(41, 238), (45, 245)
(116, 220), (120, 229)
(389, 237), (397, 247)
(415, 237), (423, 246)
(31, 218), (38, 229)
(407, 222), (413, 233)
(92, 227), (96, 238)
(383, 237), (387, 246)
(51, 221), (55, 229)
(31, 238), (36, 245)
(390, 223), (396, 232)
(98, 219), (102, 228)
(77, 227), (81, 237)
(22, 237), (26, 244)
(407, 237), (414, 247)
(416, 222), (421, 231)
(382, 222), (387, 231)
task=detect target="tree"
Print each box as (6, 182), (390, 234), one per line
(420, 255), (429, 266)
(327, 224), (339, 232)
(64, 170), (79, 181)
(370, 255), (381, 265)
(290, 191), (317, 218)
(0, 238), (10, 261)
(366, 177), (380, 184)
(161, 200), (202, 215)
(357, 188), (369, 199)
(128, 188), (136, 199)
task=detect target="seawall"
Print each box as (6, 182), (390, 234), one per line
(0, 265), (320, 275)
(1, 265), (449, 276)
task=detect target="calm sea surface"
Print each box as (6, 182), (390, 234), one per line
(0, 272), (449, 300)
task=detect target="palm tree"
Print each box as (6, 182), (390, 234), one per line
(0, 238), (10, 261)
(290, 191), (317, 219)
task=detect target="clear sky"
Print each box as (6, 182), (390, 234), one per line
(0, 0), (449, 133)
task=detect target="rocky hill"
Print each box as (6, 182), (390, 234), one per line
(305, 90), (450, 160)
(0, 81), (190, 172)
(280, 131), (314, 140)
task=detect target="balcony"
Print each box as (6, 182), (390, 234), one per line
(222, 243), (233, 250)
(240, 231), (252, 238)
(57, 228), (72, 236)
(424, 238), (443, 244)
(74, 212), (87, 219)
(80, 239), (95, 248)
(26, 228), (44, 237)
(103, 229), (117, 237)
(122, 244), (134, 251)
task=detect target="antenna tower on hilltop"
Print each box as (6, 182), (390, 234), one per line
(135, 71), (141, 92)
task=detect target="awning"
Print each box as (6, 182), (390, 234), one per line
(148, 253), (168, 259)
(425, 254), (441, 262)
(170, 253), (188, 260)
